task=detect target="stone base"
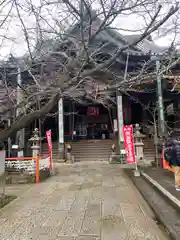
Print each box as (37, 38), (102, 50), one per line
(109, 152), (116, 164)
(134, 169), (141, 177)
(57, 159), (66, 163)
(109, 156), (118, 164)
(66, 154), (74, 164)
(58, 143), (65, 159)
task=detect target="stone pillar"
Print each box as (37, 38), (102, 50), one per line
(58, 98), (64, 159)
(134, 124), (145, 166)
(117, 91), (125, 163)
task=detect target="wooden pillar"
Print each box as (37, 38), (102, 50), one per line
(123, 97), (131, 125)
(156, 60), (165, 136)
(69, 101), (72, 138)
(16, 67), (24, 157)
(176, 102), (180, 128)
(7, 119), (11, 157)
(142, 108), (148, 125)
(58, 98), (64, 159)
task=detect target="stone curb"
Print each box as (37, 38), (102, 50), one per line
(126, 170), (180, 240)
(141, 172), (180, 209)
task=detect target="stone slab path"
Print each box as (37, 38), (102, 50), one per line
(0, 162), (168, 240)
(0, 184), (32, 198)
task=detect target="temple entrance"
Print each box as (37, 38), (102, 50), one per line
(41, 98), (145, 143)
(64, 102), (114, 141)
(40, 101), (114, 143)
(131, 101), (143, 124)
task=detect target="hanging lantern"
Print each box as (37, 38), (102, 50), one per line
(94, 107), (99, 117)
(87, 107), (99, 117)
(87, 107), (93, 116)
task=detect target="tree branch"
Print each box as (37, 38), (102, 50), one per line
(0, 91), (60, 142)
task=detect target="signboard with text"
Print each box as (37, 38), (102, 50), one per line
(123, 125), (136, 164)
(46, 130), (53, 170)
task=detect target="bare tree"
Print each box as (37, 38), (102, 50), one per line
(0, 0), (179, 147)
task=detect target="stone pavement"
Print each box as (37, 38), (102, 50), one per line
(0, 162), (168, 240)
(0, 184), (33, 198)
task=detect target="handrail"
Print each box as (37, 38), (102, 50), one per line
(5, 154), (50, 161)
(6, 157), (36, 161)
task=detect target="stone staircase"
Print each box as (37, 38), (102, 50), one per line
(41, 137), (156, 164)
(41, 142), (62, 162)
(143, 137), (156, 165)
(42, 139), (115, 162)
(70, 139), (115, 162)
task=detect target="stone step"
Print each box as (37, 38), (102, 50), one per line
(42, 139), (156, 163)
(72, 149), (111, 153)
(44, 150), (154, 154)
(74, 158), (108, 162)
(43, 150), (112, 155)
(72, 147), (112, 150)
(42, 146), (113, 152)
(43, 150), (155, 155)
(72, 156), (109, 160)
(72, 153), (109, 157)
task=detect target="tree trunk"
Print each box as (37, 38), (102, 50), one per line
(0, 92), (60, 143)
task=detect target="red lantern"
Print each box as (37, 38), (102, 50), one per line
(87, 107), (99, 117)
(94, 107), (99, 117)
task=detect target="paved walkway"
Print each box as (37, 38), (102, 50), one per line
(0, 162), (168, 240)
(0, 184), (32, 198)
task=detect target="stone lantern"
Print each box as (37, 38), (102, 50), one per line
(134, 123), (146, 166)
(29, 128), (41, 157)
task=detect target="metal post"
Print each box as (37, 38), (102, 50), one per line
(156, 60), (165, 136)
(117, 91), (125, 163)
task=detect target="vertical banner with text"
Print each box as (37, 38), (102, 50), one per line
(123, 125), (136, 164)
(46, 130), (53, 171)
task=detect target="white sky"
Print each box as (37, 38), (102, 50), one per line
(0, 0), (179, 59)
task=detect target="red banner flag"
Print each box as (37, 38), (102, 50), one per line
(46, 130), (53, 170)
(123, 125), (136, 164)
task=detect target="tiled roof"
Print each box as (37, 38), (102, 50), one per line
(0, 8), (176, 67)
(104, 28), (168, 56)
(124, 34), (167, 54)
(29, 10), (171, 60)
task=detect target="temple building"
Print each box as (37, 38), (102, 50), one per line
(1, 10), (180, 165)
